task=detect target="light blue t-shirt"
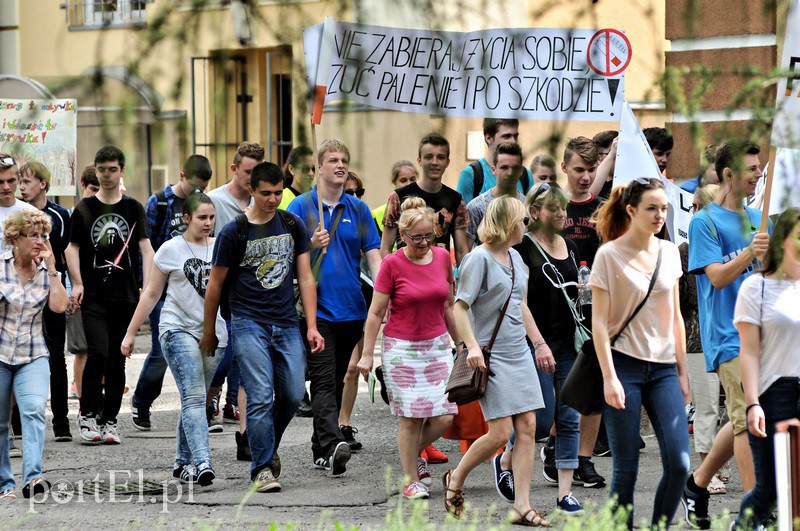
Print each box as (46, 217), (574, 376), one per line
(456, 157), (532, 204)
(688, 202), (772, 371)
(287, 186), (380, 322)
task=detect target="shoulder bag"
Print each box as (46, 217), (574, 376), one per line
(445, 252), (515, 406)
(560, 242), (663, 415)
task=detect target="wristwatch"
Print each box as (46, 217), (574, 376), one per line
(47, 270), (61, 279)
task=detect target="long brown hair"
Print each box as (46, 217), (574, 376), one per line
(761, 207), (800, 276)
(593, 178), (665, 242)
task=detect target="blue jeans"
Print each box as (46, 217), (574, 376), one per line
(133, 300), (166, 408)
(232, 319), (306, 479)
(0, 357), (50, 490)
(210, 320), (240, 406)
(160, 331), (222, 467)
(735, 377), (800, 529)
(509, 342), (556, 448)
(604, 352), (690, 529)
(550, 338), (580, 469)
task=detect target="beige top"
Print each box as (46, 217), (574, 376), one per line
(588, 239), (682, 364)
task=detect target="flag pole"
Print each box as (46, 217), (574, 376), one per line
(759, 147), (778, 232)
(311, 122), (326, 255)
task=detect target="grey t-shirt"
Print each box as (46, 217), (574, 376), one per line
(154, 236), (228, 347)
(455, 245), (528, 353)
(466, 190), (524, 244)
(207, 185), (254, 234)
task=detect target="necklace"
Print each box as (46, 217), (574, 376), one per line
(533, 232), (558, 248)
(182, 234), (209, 262)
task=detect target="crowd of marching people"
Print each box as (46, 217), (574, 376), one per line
(0, 118), (796, 530)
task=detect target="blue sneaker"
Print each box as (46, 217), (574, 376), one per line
(557, 492), (585, 516)
(492, 453), (514, 503)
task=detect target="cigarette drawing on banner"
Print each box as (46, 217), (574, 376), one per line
(0, 99), (78, 197)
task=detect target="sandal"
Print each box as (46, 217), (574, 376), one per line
(442, 470), (465, 518)
(511, 508), (552, 527)
(708, 474), (727, 495)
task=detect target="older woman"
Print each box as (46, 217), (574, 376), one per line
(0, 209), (68, 499)
(358, 196), (459, 499)
(444, 196), (549, 526)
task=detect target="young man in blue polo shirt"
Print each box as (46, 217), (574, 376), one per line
(287, 139), (382, 477)
(682, 141), (770, 529)
(456, 118), (533, 204)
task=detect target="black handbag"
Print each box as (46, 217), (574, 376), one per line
(446, 253), (514, 406)
(560, 244), (663, 415)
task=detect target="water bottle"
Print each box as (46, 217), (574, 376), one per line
(578, 261), (592, 306)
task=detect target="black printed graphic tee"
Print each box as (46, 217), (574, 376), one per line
(564, 196), (602, 268)
(69, 195), (148, 304)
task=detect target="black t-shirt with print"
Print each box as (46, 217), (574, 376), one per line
(564, 196), (602, 268)
(383, 182), (469, 251)
(168, 195), (187, 239)
(69, 195), (148, 304)
(514, 236), (580, 342)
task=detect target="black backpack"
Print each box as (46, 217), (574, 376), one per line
(470, 160), (531, 199)
(219, 210), (300, 320)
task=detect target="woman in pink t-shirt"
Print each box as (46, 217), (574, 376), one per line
(358, 197), (461, 500)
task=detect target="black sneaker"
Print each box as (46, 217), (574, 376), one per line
(196, 462), (215, 487)
(492, 453), (514, 503)
(314, 441), (351, 478)
(173, 464), (197, 484)
(573, 456), (605, 488)
(131, 397), (151, 431)
(53, 423), (72, 442)
(295, 392), (313, 418)
(375, 366), (390, 405)
(681, 481), (711, 529)
(592, 438), (611, 457)
(340, 425), (362, 451)
(541, 439), (557, 484)
(236, 430), (252, 462)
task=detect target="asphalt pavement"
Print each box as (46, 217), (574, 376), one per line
(2, 333), (744, 529)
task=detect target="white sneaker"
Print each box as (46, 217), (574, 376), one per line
(76, 415), (101, 443)
(101, 422), (121, 444)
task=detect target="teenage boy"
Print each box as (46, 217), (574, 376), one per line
(643, 127), (673, 176)
(207, 141), (262, 452)
(0, 154), (37, 253)
(66, 146), (154, 445)
(682, 141), (770, 529)
(287, 139), (381, 477)
(457, 118), (534, 203)
(553, 136), (606, 488)
(66, 167), (100, 402)
(381, 133), (470, 265)
(466, 142), (525, 246)
(19, 162), (72, 441)
(130, 155), (213, 431)
(202, 161), (323, 492)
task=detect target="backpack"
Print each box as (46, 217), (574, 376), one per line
(470, 160), (531, 199)
(219, 210), (301, 320)
(152, 189), (169, 249)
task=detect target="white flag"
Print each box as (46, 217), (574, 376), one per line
(772, 0), (800, 148)
(614, 101), (693, 246)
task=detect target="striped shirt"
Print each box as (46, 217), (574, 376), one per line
(0, 250), (51, 365)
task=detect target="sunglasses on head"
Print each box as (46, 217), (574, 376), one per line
(0, 156), (14, 169)
(531, 182), (553, 202)
(345, 188), (365, 198)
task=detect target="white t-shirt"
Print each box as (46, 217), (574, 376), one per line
(154, 236), (228, 347)
(0, 200), (38, 254)
(734, 274), (800, 395)
(207, 185), (253, 235)
(589, 239), (683, 363)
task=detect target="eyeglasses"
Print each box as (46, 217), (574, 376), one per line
(298, 165), (315, 174)
(402, 231), (435, 244)
(21, 233), (49, 241)
(345, 188), (365, 198)
(632, 177), (659, 186)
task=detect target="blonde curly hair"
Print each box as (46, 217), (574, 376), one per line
(4, 210), (52, 246)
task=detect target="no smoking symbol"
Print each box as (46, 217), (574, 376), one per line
(587, 29), (632, 77)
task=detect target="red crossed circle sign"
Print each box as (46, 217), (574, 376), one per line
(587, 29), (632, 77)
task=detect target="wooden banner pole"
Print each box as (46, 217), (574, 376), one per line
(759, 147), (778, 232)
(311, 122), (326, 255)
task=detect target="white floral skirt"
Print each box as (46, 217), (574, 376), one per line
(381, 332), (458, 418)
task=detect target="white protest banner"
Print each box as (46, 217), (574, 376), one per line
(749, 147), (800, 214)
(0, 99), (78, 196)
(614, 101), (693, 245)
(303, 21), (630, 121)
(771, 0), (800, 149)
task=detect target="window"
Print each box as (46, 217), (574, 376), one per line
(64, 0), (148, 29)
